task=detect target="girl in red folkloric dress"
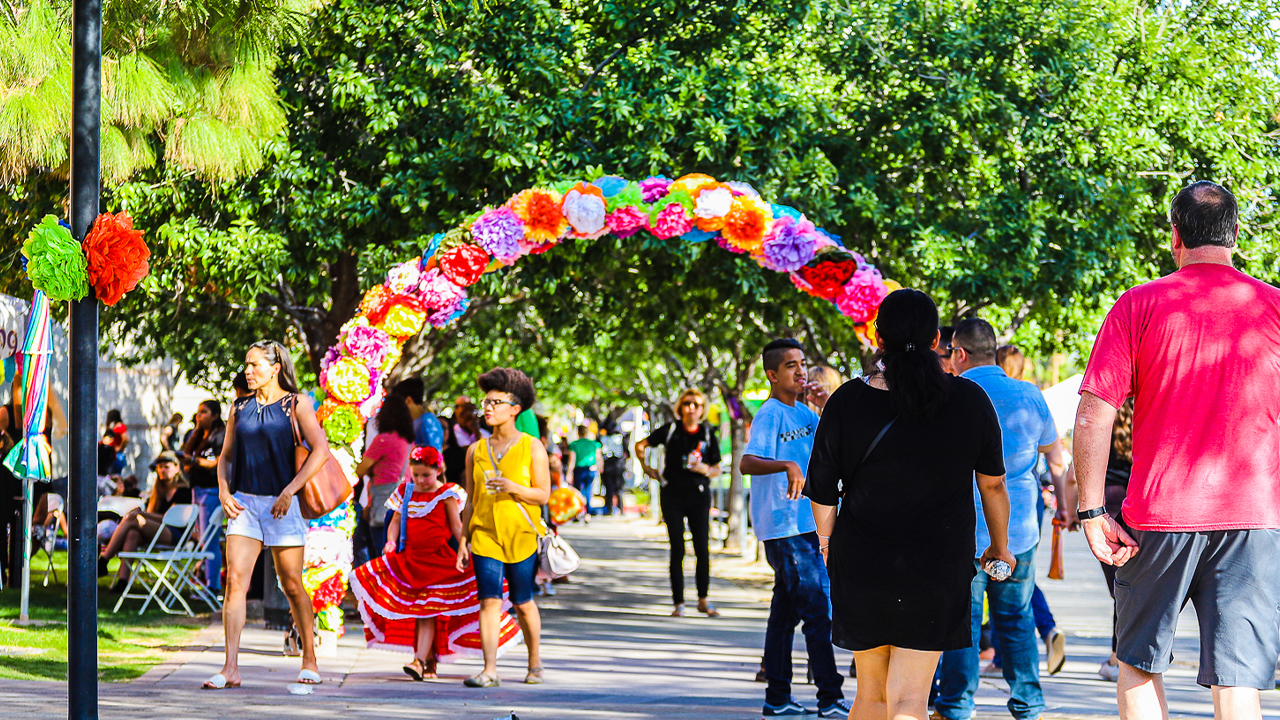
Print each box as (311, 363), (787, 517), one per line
(349, 446), (520, 680)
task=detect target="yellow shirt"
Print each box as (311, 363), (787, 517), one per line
(469, 434), (542, 563)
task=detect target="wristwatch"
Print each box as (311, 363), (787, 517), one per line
(1077, 506), (1108, 521)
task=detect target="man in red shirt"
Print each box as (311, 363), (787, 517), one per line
(1075, 181), (1280, 720)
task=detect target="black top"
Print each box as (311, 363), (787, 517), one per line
(184, 426), (226, 490)
(805, 376), (1004, 652)
(231, 395), (296, 497)
(152, 485), (193, 516)
(644, 421), (721, 495)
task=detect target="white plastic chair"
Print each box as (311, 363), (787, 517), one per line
(98, 496), (144, 519)
(33, 494), (65, 586)
(168, 506), (224, 612)
(113, 504), (202, 615)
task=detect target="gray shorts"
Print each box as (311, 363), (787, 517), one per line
(1115, 528), (1280, 689)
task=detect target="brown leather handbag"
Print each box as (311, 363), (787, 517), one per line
(289, 394), (354, 519)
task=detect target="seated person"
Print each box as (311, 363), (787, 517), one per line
(100, 453), (190, 590)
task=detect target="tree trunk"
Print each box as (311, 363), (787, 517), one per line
(300, 251), (362, 376)
(725, 400), (747, 554)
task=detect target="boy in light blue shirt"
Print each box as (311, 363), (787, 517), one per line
(741, 339), (849, 719)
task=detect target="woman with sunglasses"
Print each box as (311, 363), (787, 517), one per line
(636, 388), (723, 617)
(456, 367), (551, 687)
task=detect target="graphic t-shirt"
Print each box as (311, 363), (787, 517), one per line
(1081, 262), (1280, 531)
(568, 438), (602, 469)
(645, 422), (722, 495)
(744, 398), (819, 541)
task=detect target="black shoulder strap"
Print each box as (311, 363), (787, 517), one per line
(848, 415), (898, 483)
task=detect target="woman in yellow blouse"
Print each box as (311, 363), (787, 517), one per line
(456, 367), (551, 688)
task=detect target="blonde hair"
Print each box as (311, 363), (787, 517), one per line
(996, 345), (1026, 381)
(807, 365), (844, 414)
(675, 388), (708, 421)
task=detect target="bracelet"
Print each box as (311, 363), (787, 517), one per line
(819, 544), (829, 551)
(817, 534), (830, 539)
(1077, 506), (1108, 521)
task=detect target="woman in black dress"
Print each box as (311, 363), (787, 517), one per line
(806, 289), (1014, 720)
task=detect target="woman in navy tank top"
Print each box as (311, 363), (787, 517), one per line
(203, 340), (332, 690)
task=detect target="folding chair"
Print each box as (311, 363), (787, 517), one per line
(113, 504), (201, 615)
(33, 493), (65, 587)
(168, 506), (224, 612)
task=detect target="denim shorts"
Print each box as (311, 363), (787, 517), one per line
(225, 492), (308, 547)
(1115, 528), (1280, 689)
(473, 551), (538, 605)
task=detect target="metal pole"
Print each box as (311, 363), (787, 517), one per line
(68, 0), (101, 708)
(18, 478), (31, 621)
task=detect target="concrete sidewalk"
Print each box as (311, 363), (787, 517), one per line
(0, 516), (1276, 719)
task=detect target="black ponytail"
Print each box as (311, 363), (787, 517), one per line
(877, 289), (951, 420)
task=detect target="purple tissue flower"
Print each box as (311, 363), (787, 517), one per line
(762, 216), (819, 273)
(471, 208), (523, 263)
(640, 176), (673, 203)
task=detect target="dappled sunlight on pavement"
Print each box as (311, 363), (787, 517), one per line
(0, 516), (1277, 718)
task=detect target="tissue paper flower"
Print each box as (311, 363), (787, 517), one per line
(358, 284), (390, 318)
(836, 269), (890, 323)
(651, 202), (694, 239)
(606, 206), (648, 238)
(82, 212), (150, 306)
(416, 268), (465, 311)
(22, 216), (90, 302)
(670, 173), (717, 195)
(471, 207), (524, 263)
(795, 256), (858, 301)
(438, 244), (490, 287)
(380, 343), (404, 375)
(639, 176), (672, 203)
(721, 195), (773, 252)
(322, 405), (364, 445)
(316, 397), (350, 425)
(344, 323), (394, 369)
(761, 216), (819, 273)
(385, 260), (421, 295)
(325, 358), (373, 404)
(693, 184), (734, 232)
(562, 183), (608, 238)
(429, 296), (469, 327)
(508, 188), (567, 245)
(377, 302), (426, 338)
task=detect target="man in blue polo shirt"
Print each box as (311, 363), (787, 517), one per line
(936, 319), (1065, 720)
(740, 338), (850, 719)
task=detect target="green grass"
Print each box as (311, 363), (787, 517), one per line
(0, 552), (209, 682)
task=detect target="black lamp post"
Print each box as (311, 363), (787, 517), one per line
(68, 0), (101, 712)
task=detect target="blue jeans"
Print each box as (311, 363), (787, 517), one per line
(573, 466), (600, 515)
(763, 533), (844, 707)
(473, 551), (538, 605)
(936, 547), (1043, 720)
(991, 585), (1057, 665)
(192, 487), (223, 592)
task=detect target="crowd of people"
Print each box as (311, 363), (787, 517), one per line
(5, 179), (1272, 720)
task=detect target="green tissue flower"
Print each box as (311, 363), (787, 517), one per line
(322, 406), (362, 445)
(605, 182), (645, 213)
(22, 216), (89, 301)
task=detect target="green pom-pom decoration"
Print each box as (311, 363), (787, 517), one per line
(322, 406), (362, 445)
(22, 215), (89, 301)
(605, 182), (646, 213)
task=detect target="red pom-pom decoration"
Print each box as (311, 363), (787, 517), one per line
(410, 445), (444, 467)
(438, 244), (490, 287)
(796, 257), (857, 301)
(82, 212), (150, 306)
(366, 293), (423, 326)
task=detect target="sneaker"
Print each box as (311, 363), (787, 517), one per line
(762, 698), (815, 717)
(980, 661), (1003, 678)
(818, 698), (853, 717)
(1098, 659), (1119, 682)
(1045, 628), (1066, 675)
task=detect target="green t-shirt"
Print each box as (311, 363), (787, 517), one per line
(568, 438), (602, 469)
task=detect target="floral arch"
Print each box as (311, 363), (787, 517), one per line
(313, 173), (898, 447)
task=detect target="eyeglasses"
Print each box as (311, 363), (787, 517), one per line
(481, 398), (517, 409)
(945, 344), (967, 356)
(681, 400), (704, 408)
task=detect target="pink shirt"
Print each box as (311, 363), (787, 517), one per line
(1081, 263), (1280, 531)
(364, 432), (411, 486)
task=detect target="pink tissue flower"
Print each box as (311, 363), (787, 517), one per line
(606, 207), (648, 238)
(651, 203), (693, 239)
(343, 324), (394, 369)
(836, 269), (889, 323)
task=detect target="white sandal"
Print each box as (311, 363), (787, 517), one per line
(202, 673), (240, 690)
(297, 669), (323, 685)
